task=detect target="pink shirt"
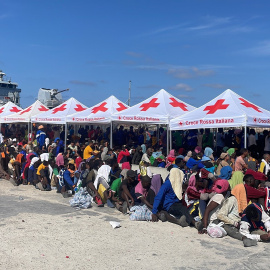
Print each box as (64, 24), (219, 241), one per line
(235, 156), (246, 172)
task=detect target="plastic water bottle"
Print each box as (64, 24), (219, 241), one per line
(74, 179), (82, 193)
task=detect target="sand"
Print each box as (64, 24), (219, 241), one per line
(0, 179), (268, 270)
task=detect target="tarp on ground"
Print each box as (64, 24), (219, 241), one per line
(3, 100), (49, 123)
(112, 89), (196, 124)
(0, 101), (22, 120)
(170, 89), (270, 130)
(67, 95), (129, 124)
(31, 97), (87, 124)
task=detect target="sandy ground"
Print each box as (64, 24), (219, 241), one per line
(0, 179), (268, 270)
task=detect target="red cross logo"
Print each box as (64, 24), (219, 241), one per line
(52, 104), (67, 114)
(239, 98), (262, 113)
(118, 116), (122, 120)
(116, 103), (128, 112)
(203, 99), (229, 114)
(0, 108), (4, 114)
(253, 118), (257, 123)
(10, 107), (21, 113)
(20, 106), (32, 115)
(91, 102), (108, 114)
(169, 98), (188, 111)
(74, 104), (86, 112)
(140, 98), (160, 111)
(38, 105), (48, 112)
(179, 121), (184, 126)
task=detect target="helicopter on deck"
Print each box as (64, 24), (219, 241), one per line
(38, 88), (69, 109)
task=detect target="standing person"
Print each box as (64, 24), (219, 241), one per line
(264, 131), (270, 154)
(235, 148), (249, 173)
(216, 128), (225, 157)
(202, 129), (213, 149)
(258, 154), (270, 177)
(36, 125), (46, 150)
(197, 129), (204, 149)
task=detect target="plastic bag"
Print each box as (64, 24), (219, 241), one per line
(207, 222), (227, 238)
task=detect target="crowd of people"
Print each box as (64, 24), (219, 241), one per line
(1, 124), (270, 247)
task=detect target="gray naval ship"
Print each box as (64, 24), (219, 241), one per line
(0, 70), (21, 106)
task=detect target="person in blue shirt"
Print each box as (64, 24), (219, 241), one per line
(36, 125), (46, 150)
(152, 168), (202, 229)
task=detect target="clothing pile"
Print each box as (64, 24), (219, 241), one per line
(69, 187), (93, 209)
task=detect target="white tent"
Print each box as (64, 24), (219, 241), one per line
(31, 97), (87, 124)
(112, 89), (196, 124)
(3, 100), (49, 123)
(170, 89), (270, 147)
(0, 101), (22, 120)
(67, 95), (128, 124)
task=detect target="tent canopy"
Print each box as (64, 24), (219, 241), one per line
(0, 101), (22, 119)
(67, 95), (129, 124)
(3, 100), (48, 123)
(170, 89), (270, 130)
(112, 89), (196, 124)
(31, 97), (87, 124)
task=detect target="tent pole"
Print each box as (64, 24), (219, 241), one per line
(244, 125), (247, 148)
(110, 122), (113, 149)
(170, 129), (172, 151)
(30, 122), (33, 142)
(157, 125), (159, 143)
(64, 123), (67, 152)
(167, 124), (169, 155)
(28, 122), (30, 142)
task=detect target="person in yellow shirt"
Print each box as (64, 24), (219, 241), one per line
(258, 154), (270, 176)
(83, 142), (94, 160)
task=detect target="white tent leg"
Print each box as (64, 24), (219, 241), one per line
(167, 124), (169, 155)
(244, 125), (247, 148)
(30, 122), (33, 141)
(28, 122), (30, 142)
(110, 122), (113, 149)
(170, 129), (172, 150)
(64, 124), (67, 152)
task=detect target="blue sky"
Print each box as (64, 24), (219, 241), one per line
(1, 0), (270, 109)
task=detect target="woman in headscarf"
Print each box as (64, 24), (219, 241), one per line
(94, 164), (115, 208)
(218, 166), (233, 181)
(204, 147), (214, 159)
(152, 168), (201, 229)
(228, 171), (244, 190)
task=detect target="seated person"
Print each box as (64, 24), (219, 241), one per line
(118, 170), (138, 213)
(199, 179), (229, 234)
(240, 203), (270, 244)
(244, 174), (266, 207)
(80, 161), (102, 206)
(216, 194), (242, 240)
(36, 160), (51, 191)
(93, 164), (115, 208)
(152, 168), (201, 229)
(134, 175), (162, 209)
(61, 163), (76, 197)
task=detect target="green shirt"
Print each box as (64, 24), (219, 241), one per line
(110, 178), (121, 197)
